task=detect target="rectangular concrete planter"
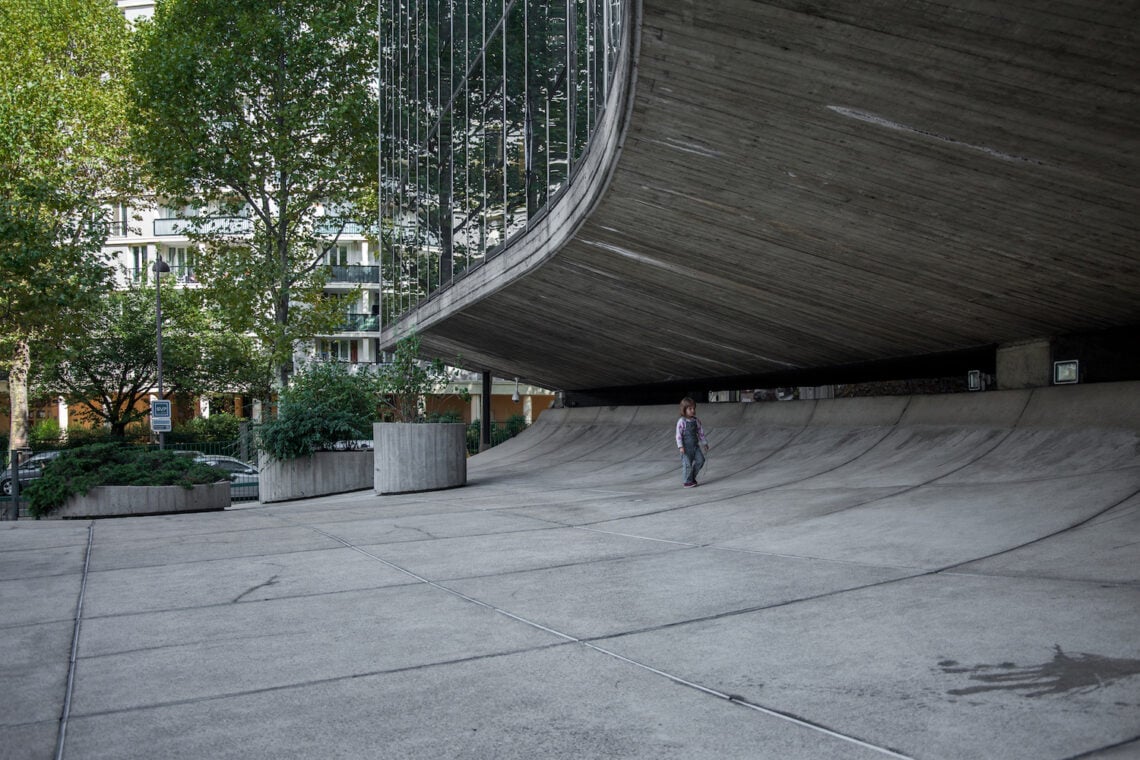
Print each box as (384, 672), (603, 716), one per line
(374, 422), (467, 494)
(50, 482), (230, 519)
(258, 450), (373, 503)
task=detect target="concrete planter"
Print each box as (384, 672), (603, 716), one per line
(258, 450), (373, 503)
(50, 482), (230, 519)
(374, 422), (467, 495)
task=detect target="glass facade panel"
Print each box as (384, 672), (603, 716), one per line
(379, 0), (625, 325)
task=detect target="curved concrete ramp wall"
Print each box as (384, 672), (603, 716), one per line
(470, 382), (1140, 573)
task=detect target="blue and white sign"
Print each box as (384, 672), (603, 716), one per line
(151, 400), (172, 432)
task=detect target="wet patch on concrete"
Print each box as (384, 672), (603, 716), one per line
(938, 645), (1140, 697)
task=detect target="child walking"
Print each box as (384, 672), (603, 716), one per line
(676, 397), (709, 487)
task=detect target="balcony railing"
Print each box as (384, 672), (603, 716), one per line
(336, 313), (380, 332)
(152, 216), (370, 239)
(327, 265), (380, 284)
(127, 266), (198, 283)
(315, 219), (372, 237)
(154, 216), (253, 237)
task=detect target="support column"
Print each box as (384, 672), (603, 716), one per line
(480, 371), (492, 452)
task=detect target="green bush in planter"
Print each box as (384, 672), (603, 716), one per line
(258, 361), (379, 461)
(24, 443), (225, 518)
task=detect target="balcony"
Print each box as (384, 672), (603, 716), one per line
(127, 266), (198, 284)
(327, 265), (380, 284)
(154, 216), (253, 237)
(315, 219), (372, 237)
(336, 313), (380, 332)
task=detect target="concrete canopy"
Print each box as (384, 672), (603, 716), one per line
(389, 0), (1140, 396)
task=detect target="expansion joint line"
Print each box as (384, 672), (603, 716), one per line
(299, 521), (914, 759)
(55, 521), (95, 760)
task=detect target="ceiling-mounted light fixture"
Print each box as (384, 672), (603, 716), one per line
(1053, 360), (1079, 385)
(512, 378), (520, 403)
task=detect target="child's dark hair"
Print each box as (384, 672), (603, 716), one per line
(679, 397), (696, 416)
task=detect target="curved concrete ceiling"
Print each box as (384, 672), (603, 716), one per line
(395, 0), (1140, 395)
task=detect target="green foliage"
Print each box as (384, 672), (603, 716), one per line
(465, 414), (530, 455)
(128, 0), (378, 387)
(29, 418), (61, 447)
(63, 424), (151, 447)
(32, 285), (260, 436)
(0, 0), (135, 449)
(173, 413), (243, 443)
(257, 362), (378, 461)
(378, 333), (469, 422)
(24, 443), (224, 518)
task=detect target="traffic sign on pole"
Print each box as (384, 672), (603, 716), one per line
(151, 399), (172, 433)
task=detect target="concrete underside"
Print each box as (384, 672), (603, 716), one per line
(2, 382), (1138, 759)
(400, 0), (1139, 395)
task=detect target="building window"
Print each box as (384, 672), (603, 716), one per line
(320, 339), (353, 362)
(131, 245), (149, 282)
(165, 246), (198, 282)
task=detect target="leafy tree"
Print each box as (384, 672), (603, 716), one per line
(377, 332), (467, 423)
(0, 0), (135, 450)
(128, 0), (379, 390)
(32, 285), (262, 437)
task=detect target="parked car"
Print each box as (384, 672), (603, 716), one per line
(1, 451), (62, 496)
(330, 439), (373, 451)
(195, 455), (259, 501)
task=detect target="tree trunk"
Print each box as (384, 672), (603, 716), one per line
(276, 289), (291, 389)
(8, 339), (30, 451)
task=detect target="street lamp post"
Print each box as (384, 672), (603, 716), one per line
(153, 255), (171, 449)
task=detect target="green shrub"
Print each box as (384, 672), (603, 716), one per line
(172, 412), (243, 443)
(29, 419), (62, 446)
(465, 415), (530, 455)
(63, 424), (150, 447)
(24, 443), (224, 518)
(258, 362), (379, 461)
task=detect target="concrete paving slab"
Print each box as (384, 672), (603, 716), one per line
(72, 584), (564, 716)
(790, 427), (1010, 488)
(61, 644), (893, 760)
(84, 524), (346, 572)
(716, 474), (1140, 568)
(0, 574), (83, 626)
(955, 496), (1140, 584)
(0, 544), (88, 581)
(446, 546), (913, 639)
(0, 621), (74, 726)
(598, 574), (1140, 760)
(300, 509), (558, 547)
(81, 547), (417, 617)
(0, 723), (57, 760)
(357, 524), (685, 580)
(0, 522), (91, 551)
(583, 486), (911, 543)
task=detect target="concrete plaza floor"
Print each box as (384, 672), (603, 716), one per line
(2, 384), (1139, 759)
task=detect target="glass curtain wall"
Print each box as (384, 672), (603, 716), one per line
(379, 0), (625, 325)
